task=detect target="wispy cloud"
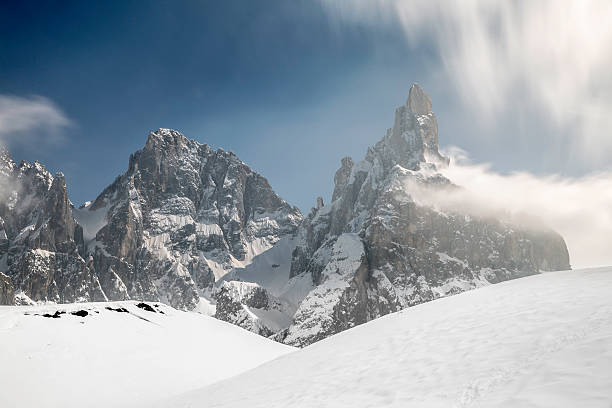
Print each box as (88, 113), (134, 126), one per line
(405, 147), (612, 268)
(0, 94), (72, 149)
(320, 0), (612, 163)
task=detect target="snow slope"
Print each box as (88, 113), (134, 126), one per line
(0, 301), (294, 408)
(159, 267), (612, 408)
(220, 236), (297, 296)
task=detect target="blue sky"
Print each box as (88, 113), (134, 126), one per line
(1, 0), (610, 216)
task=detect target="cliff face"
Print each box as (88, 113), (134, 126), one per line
(0, 86), (571, 348)
(278, 84), (570, 346)
(74, 129), (302, 310)
(0, 147), (103, 305)
(0, 131), (302, 309)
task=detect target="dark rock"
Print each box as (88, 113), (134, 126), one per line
(71, 310), (88, 317)
(0, 272), (14, 305)
(105, 306), (129, 313)
(136, 302), (156, 312)
(42, 310), (65, 318)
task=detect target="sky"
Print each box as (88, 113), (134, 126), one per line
(1, 1), (611, 266)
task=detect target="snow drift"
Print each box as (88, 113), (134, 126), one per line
(0, 301), (294, 408)
(158, 267), (612, 408)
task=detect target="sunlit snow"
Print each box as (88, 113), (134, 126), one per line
(0, 301), (293, 408)
(158, 267), (612, 408)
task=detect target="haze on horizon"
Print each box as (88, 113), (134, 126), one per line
(0, 0), (610, 267)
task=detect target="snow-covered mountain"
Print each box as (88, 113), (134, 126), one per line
(0, 85), (570, 348)
(155, 267), (612, 408)
(0, 147), (105, 305)
(0, 131), (302, 311)
(73, 129), (302, 311)
(219, 84), (570, 346)
(0, 300), (293, 408)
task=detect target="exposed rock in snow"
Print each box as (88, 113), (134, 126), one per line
(0, 151), (103, 305)
(79, 129), (302, 310)
(0, 271), (13, 304)
(282, 84), (570, 346)
(0, 85), (572, 348)
(0, 130), (302, 315)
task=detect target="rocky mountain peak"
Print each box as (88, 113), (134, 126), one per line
(0, 145), (12, 162)
(332, 156), (354, 202)
(395, 84), (447, 166)
(33, 171), (81, 253)
(281, 84), (570, 346)
(53, 172), (66, 182)
(0, 146), (15, 176)
(407, 83), (432, 115)
(354, 84), (447, 180)
(143, 128), (190, 153)
(0, 88), (572, 351)
(66, 129), (303, 310)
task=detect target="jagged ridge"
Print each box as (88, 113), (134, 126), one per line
(0, 130), (302, 310)
(276, 84), (570, 346)
(0, 86), (571, 350)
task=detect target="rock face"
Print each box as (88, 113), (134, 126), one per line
(0, 147), (104, 305)
(0, 272), (14, 305)
(278, 84), (570, 347)
(74, 129), (302, 310)
(0, 131), (302, 309)
(0, 86), (571, 347)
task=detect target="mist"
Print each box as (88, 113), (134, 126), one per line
(0, 94), (70, 210)
(0, 176), (21, 210)
(320, 0), (612, 267)
(416, 148), (612, 268)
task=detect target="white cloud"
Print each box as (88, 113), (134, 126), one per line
(320, 0), (612, 163)
(410, 147), (612, 268)
(0, 94), (71, 148)
(321, 0), (612, 267)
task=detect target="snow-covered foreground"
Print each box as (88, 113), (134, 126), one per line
(159, 267), (612, 408)
(0, 301), (293, 408)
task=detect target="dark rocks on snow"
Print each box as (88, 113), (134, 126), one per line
(136, 302), (156, 312)
(41, 311), (65, 319)
(71, 310), (88, 317)
(105, 306), (129, 313)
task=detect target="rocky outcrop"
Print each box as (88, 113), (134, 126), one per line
(407, 82), (432, 115)
(0, 131), (302, 310)
(75, 129), (302, 310)
(0, 86), (571, 348)
(279, 84), (570, 347)
(213, 280), (292, 337)
(0, 148), (103, 305)
(0, 272), (14, 305)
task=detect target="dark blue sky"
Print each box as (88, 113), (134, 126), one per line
(0, 1), (591, 211)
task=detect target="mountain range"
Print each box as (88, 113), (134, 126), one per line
(0, 84), (570, 345)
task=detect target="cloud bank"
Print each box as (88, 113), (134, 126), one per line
(320, 0), (612, 163)
(422, 148), (612, 268)
(0, 94), (71, 149)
